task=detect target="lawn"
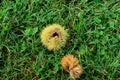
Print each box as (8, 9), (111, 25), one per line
(0, 0), (120, 80)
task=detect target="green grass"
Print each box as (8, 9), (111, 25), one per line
(0, 0), (120, 80)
